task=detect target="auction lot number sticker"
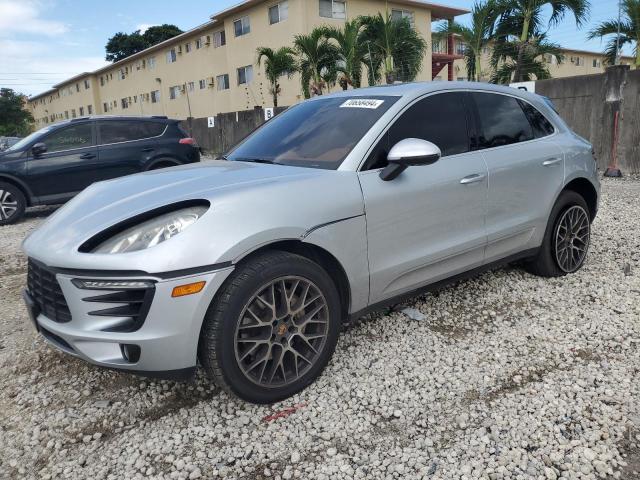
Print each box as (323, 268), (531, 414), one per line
(340, 99), (385, 109)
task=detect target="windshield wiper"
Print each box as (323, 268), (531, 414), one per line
(234, 157), (279, 165)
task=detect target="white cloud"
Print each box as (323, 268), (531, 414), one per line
(136, 24), (158, 34)
(0, 39), (107, 96)
(0, 0), (67, 37)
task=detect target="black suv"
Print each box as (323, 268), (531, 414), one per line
(0, 116), (200, 225)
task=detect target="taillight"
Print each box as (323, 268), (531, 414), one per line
(179, 138), (196, 146)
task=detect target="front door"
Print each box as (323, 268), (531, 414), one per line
(359, 92), (488, 304)
(26, 122), (98, 201)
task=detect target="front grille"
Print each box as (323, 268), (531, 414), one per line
(85, 286), (155, 333)
(27, 259), (72, 323)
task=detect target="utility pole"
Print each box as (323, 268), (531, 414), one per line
(615, 0), (622, 65)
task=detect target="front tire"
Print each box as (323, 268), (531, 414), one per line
(0, 182), (26, 226)
(526, 191), (591, 277)
(199, 251), (341, 403)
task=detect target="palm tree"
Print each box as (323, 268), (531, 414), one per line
(323, 20), (367, 90)
(494, 0), (590, 82)
(438, 0), (500, 81)
(360, 13), (428, 84)
(588, 0), (640, 68)
(294, 29), (339, 98)
(490, 32), (564, 83)
(256, 46), (298, 107)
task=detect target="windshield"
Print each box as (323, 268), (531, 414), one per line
(5, 126), (54, 152)
(226, 96), (399, 170)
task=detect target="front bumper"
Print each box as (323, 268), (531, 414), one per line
(23, 262), (234, 378)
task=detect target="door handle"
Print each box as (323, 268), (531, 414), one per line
(460, 173), (486, 185)
(141, 148), (155, 152)
(542, 157), (562, 167)
(79, 153), (96, 160)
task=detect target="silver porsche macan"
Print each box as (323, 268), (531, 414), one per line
(22, 82), (600, 403)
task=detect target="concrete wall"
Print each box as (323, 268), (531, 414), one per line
(535, 65), (640, 174)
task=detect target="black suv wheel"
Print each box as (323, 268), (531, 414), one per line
(0, 182), (26, 226)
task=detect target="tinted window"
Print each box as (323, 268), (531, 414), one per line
(472, 93), (533, 148)
(227, 96), (399, 170)
(519, 100), (555, 138)
(365, 92), (470, 170)
(99, 121), (166, 144)
(43, 124), (93, 153)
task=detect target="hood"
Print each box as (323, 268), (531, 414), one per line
(23, 160), (364, 271)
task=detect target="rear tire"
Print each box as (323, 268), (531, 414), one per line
(0, 182), (26, 226)
(526, 191), (591, 277)
(198, 251), (341, 403)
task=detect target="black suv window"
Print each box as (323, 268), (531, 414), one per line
(42, 123), (93, 153)
(99, 121), (166, 144)
(364, 92), (470, 170)
(471, 92), (534, 149)
(518, 100), (555, 138)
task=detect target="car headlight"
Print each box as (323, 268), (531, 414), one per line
(93, 206), (208, 254)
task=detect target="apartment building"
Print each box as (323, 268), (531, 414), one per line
(28, 0), (467, 128)
(437, 38), (636, 82)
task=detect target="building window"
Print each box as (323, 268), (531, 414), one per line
(71, 109), (77, 118)
(196, 37), (203, 49)
(269, 1), (289, 24)
(187, 81), (195, 93)
(76, 83), (80, 92)
(237, 65), (253, 85)
(121, 98), (129, 109)
(84, 79), (90, 89)
(199, 79), (206, 89)
(64, 111), (69, 119)
(570, 56), (583, 66)
(185, 42), (192, 53)
(79, 107), (84, 116)
(234, 16), (251, 37)
(319, 0), (346, 19)
(169, 85), (181, 100)
(167, 49), (177, 63)
(216, 74), (230, 91)
(213, 30), (226, 47)
(593, 59), (601, 68)
(455, 42), (466, 55)
(88, 105), (93, 114)
(103, 102), (108, 112)
(433, 40), (445, 54)
(151, 90), (160, 103)
(148, 57), (156, 70)
(391, 9), (414, 27)
(119, 68), (126, 80)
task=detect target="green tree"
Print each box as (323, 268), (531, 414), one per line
(490, 32), (564, 83)
(588, 0), (640, 67)
(256, 46), (298, 107)
(0, 89), (33, 137)
(494, 0), (590, 82)
(438, 1), (500, 81)
(359, 13), (428, 85)
(105, 24), (183, 62)
(324, 20), (367, 90)
(294, 29), (339, 98)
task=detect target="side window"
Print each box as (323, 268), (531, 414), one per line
(364, 92), (470, 170)
(99, 121), (165, 144)
(42, 124), (93, 153)
(472, 92), (533, 148)
(518, 100), (555, 138)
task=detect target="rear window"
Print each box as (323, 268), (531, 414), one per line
(227, 96), (399, 170)
(518, 100), (555, 138)
(472, 92), (534, 149)
(99, 121), (166, 144)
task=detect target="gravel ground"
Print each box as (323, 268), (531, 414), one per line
(0, 178), (638, 480)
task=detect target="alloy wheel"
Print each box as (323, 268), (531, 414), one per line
(554, 205), (590, 273)
(0, 189), (18, 221)
(234, 276), (329, 388)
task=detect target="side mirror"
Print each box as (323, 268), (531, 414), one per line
(32, 143), (47, 156)
(379, 138), (441, 181)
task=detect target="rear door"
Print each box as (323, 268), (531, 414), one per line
(26, 121), (98, 199)
(97, 120), (167, 176)
(469, 92), (564, 263)
(359, 92), (489, 303)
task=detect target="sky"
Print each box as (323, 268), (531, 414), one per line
(0, 0), (631, 97)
